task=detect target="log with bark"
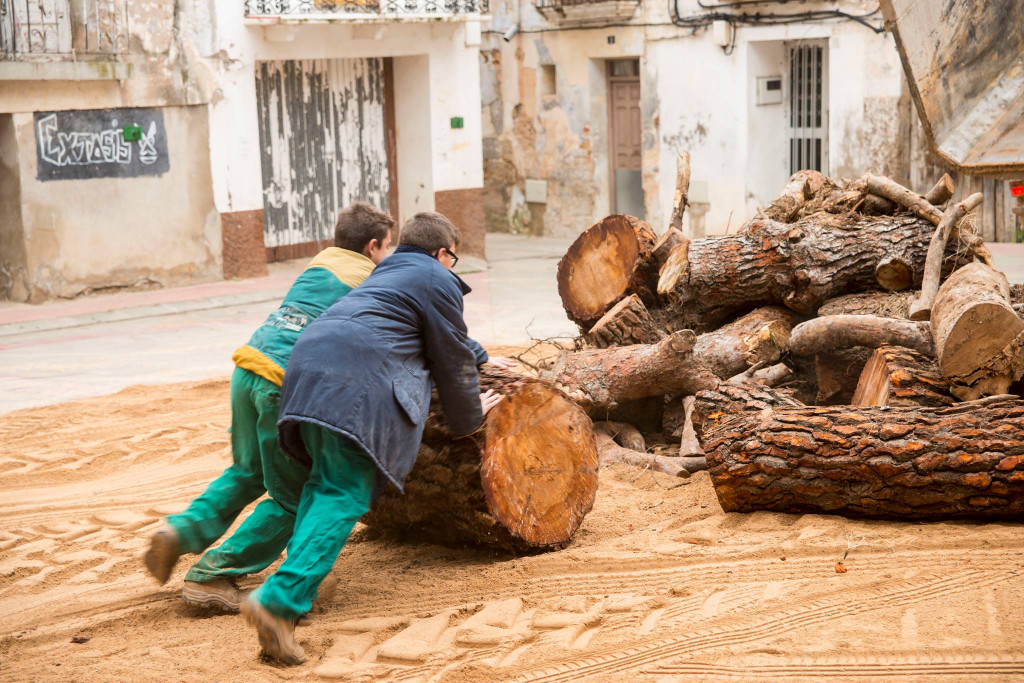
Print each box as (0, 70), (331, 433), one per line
(691, 306), (796, 378)
(656, 213), (968, 330)
(817, 291), (913, 318)
(557, 214), (658, 328)
(691, 382), (803, 438)
(364, 371), (599, 550)
(584, 294), (664, 349)
(852, 344), (953, 408)
(789, 315), (934, 356)
(704, 396), (1024, 519)
(930, 262), (1024, 400)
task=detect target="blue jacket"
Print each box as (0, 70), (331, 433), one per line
(277, 246), (487, 491)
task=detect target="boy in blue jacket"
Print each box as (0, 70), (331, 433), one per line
(240, 212), (503, 665)
(143, 203), (395, 611)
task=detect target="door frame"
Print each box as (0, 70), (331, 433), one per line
(606, 58), (641, 216)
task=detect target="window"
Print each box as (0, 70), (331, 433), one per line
(541, 64), (556, 97)
(788, 42), (828, 175)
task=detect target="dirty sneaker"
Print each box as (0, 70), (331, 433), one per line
(182, 578), (245, 613)
(143, 525), (181, 585)
(241, 597), (307, 665)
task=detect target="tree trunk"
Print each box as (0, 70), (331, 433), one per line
(584, 294), (664, 349)
(704, 396), (1024, 520)
(763, 170), (828, 222)
(364, 371), (599, 551)
(852, 344), (954, 408)
(544, 330), (718, 413)
(691, 382), (803, 438)
(656, 213), (966, 331)
(789, 315), (935, 357)
(931, 262), (1024, 400)
(818, 291), (913, 318)
(557, 214), (657, 328)
(691, 306), (796, 379)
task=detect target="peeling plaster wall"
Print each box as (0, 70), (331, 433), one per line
(6, 106), (220, 302)
(483, 0), (906, 238)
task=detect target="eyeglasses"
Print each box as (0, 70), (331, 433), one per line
(443, 248), (459, 267)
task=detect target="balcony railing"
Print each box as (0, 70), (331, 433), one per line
(245, 0), (489, 21)
(1, 0), (129, 61)
(534, 0), (639, 23)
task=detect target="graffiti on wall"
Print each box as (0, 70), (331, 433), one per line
(34, 108), (170, 181)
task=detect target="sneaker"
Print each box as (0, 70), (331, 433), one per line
(182, 578), (245, 613)
(143, 526), (181, 585)
(241, 597), (307, 665)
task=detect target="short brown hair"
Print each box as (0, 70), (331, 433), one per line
(399, 212), (461, 254)
(334, 202), (395, 252)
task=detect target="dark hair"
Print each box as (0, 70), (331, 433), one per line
(398, 212), (461, 254)
(334, 202), (395, 252)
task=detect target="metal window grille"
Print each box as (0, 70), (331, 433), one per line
(788, 42), (828, 175)
(245, 0), (489, 18)
(1, 0), (128, 60)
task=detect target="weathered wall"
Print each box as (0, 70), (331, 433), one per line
(5, 105), (219, 302)
(483, 0), (907, 239)
(0, 115), (28, 301)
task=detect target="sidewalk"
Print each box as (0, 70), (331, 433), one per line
(0, 234), (575, 413)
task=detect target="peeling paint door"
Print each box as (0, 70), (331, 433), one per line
(608, 59), (644, 219)
(256, 57), (391, 261)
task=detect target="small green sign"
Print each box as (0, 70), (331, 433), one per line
(450, 116), (464, 129)
(122, 124), (142, 142)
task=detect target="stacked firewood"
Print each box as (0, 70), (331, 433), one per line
(548, 164), (1024, 521)
(363, 166), (1024, 552)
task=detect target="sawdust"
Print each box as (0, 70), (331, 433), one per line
(3, 378), (1024, 680)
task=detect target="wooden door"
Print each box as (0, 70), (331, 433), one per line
(255, 57), (391, 261)
(608, 60), (643, 219)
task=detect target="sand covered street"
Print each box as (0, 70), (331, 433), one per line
(3, 376), (1024, 680)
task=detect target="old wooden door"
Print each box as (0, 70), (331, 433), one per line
(608, 59), (643, 219)
(255, 57), (391, 261)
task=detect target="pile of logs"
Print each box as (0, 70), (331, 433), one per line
(551, 164), (1024, 521)
(364, 165), (1024, 552)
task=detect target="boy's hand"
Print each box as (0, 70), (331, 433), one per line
(480, 389), (505, 416)
(486, 356), (517, 370)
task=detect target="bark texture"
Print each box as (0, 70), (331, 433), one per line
(691, 306), (796, 379)
(852, 344), (954, 408)
(365, 371), (599, 551)
(585, 294), (664, 349)
(818, 291), (913, 318)
(931, 262), (1024, 400)
(691, 382), (803, 439)
(704, 397), (1024, 519)
(656, 213), (966, 331)
(544, 330), (718, 413)
(557, 214), (657, 327)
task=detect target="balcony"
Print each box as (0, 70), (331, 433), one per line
(244, 0), (489, 23)
(533, 0), (639, 24)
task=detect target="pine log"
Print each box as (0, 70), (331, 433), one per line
(931, 262), (1024, 400)
(908, 193), (985, 321)
(789, 315), (934, 357)
(584, 294), (664, 349)
(815, 347), (873, 405)
(692, 306), (796, 378)
(750, 362), (794, 387)
(543, 330), (718, 413)
(818, 291), (913, 318)
(764, 170), (827, 222)
(704, 397), (1024, 519)
(852, 344), (953, 408)
(557, 214), (657, 328)
(691, 382), (803, 439)
(656, 213), (967, 330)
(669, 152), (691, 233)
(364, 371), (599, 550)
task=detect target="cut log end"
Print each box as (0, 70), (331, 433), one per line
(875, 256), (913, 291)
(852, 344), (954, 408)
(557, 214), (657, 325)
(585, 294), (663, 349)
(482, 381), (599, 548)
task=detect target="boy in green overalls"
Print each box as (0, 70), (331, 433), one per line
(142, 202), (394, 612)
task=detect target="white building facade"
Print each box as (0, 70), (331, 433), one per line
(479, 0), (926, 239)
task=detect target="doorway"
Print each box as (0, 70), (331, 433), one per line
(787, 41), (829, 175)
(607, 59), (644, 219)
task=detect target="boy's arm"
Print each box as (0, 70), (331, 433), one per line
(423, 275), (484, 435)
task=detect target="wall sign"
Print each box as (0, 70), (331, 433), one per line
(34, 108), (170, 181)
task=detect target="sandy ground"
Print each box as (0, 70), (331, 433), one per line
(3, 375), (1024, 682)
